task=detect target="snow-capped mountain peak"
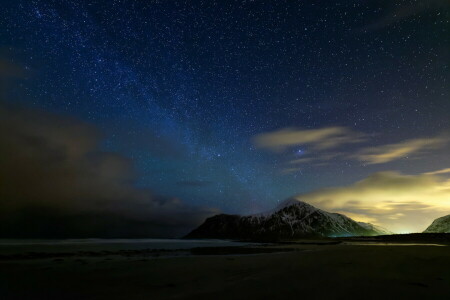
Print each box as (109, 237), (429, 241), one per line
(186, 199), (389, 239)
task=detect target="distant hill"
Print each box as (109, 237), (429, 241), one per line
(358, 222), (393, 235)
(185, 199), (388, 240)
(424, 215), (450, 233)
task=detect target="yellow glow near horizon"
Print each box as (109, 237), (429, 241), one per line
(294, 170), (450, 233)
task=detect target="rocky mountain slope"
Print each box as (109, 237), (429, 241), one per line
(358, 222), (393, 235)
(423, 215), (450, 233)
(185, 199), (388, 239)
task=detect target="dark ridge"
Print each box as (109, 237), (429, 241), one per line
(185, 200), (385, 240)
(337, 233), (450, 244)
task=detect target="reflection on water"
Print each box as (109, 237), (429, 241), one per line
(0, 239), (251, 255)
(347, 242), (446, 247)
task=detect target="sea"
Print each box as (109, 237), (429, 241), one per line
(0, 239), (251, 255)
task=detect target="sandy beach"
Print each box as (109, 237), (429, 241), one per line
(1, 240), (450, 299)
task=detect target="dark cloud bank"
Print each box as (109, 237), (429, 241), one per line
(0, 104), (217, 238)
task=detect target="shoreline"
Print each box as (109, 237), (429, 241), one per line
(1, 233), (449, 261)
(1, 241), (450, 299)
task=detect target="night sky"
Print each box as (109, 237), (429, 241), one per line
(1, 0), (449, 236)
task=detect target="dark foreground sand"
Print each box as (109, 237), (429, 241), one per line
(1, 242), (450, 299)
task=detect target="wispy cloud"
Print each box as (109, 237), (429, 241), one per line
(280, 167), (302, 175)
(254, 127), (449, 170)
(354, 137), (448, 164)
(176, 180), (214, 187)
(288, 153), (344, 165)
(425, 168), (450, 175)
(253, 126), (365, 152)
(294, 171), (450, 233)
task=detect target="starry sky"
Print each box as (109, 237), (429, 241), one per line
(1, 0), (449, 235)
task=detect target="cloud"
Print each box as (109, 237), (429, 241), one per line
(283, 135), (448, 168)
(354, 137), (448, 164)
(289, 157), (316, 164)
(256, 126), (448, 172)
(253, 126), (365, 152)
(176, 180), (214, 187)
(0, 104), (218, 238)
(425, 168), (450, 175)
(288, 153), (344, 166)
(0, 58), (26, 79)
(294, 171), (450, 233)
(280, 167), (301, 175)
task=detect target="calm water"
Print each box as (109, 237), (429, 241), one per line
(0, 239), (251, 255)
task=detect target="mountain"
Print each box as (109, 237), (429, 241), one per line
(358, 222), (393, 235)
(423, 215), (450, 233)
(185, 199), (388, 240)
